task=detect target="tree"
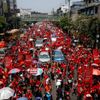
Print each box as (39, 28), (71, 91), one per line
(7, 16), (21, 29)
(58, 16), (72, 32)
(71, 15), (100, 47)
(73, 15), (100, 39)
(0, 16), (6, 32)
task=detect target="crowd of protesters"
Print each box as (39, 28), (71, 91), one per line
(0, 22), (100, 100)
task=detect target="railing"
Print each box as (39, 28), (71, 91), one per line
(21, 15), (60, 22)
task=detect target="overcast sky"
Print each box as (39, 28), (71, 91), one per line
(17, 0), (81, 13)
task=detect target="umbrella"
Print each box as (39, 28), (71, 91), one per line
(29, 38), (33, 41)
(0, 87), (14, 100)
(8, 68), (20, 74)
(56, 79), (62, 86)
(27, 68), (37, 74)
(93, 69), (100, 76)
(34, 68), (43, 76)
(56, 81), (61, 86)
(45, 47), (49, 51)
(35, 97), (42, 100)
(17, 97), (28, 100)
(91, 63), (99, 67)
(57, 46), (63, 50)
(27, 68), (43, 76)
(86, 94), (92, 97)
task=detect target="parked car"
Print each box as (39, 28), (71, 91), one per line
(53, 49), (65, 63)
(38, 51), (50, 63)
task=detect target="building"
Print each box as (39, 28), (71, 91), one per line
(1, 0), (17, 18)
(56, 5), (68, 16)
(71, 1), (85, 20)
(19, 8), (32, 18)
(71, 1), (85, 13)
(9, 0), (17, 14)
(6, 0), (17, 15)
(78, 0), (100, 18)
(0, 0), (3, 16)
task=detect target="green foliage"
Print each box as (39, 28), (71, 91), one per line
(7, 16), (21, 29)
(0, 16), (6, 24)
(0, 16), (6, 32)
(58, 15), (100, 44)
(58, 16), (72, 32)
(73, 15), (100, 40)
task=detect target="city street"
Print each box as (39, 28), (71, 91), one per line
(0, 21), (100, 100)
(0, 0), (100, 100)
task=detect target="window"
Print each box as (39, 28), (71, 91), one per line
(89, 0), (91, 3)
(90, 9), (94, 15)
(95, 7), (98, 14)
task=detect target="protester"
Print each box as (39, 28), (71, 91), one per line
(0, 21), (99, 100)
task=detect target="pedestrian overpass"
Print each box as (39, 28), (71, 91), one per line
(21, 15), (60, 22)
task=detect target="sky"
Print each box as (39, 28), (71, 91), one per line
(17, 0), (81, 13)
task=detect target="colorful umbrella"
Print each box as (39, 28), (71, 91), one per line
(0, 87), (14, 100)
(8, 68), (21, 74)
(34, 68), (43, 76)
(27, 68), (37, 74)
(17, 97), (28, 100)
(27, 68), (43, 76)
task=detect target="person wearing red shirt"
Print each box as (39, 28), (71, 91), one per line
(25, 89), (32, 100)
